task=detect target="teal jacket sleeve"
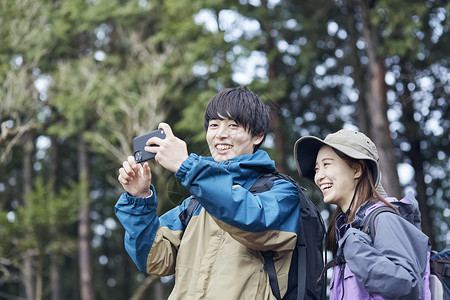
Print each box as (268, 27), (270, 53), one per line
(114, 185), (191, 273)
(114, 185), (159, 272)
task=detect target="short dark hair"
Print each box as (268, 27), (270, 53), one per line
(204, 86), (270, 151)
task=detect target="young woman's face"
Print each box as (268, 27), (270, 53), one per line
(206, 117), (263, 162)
(314, 145), (361, 211)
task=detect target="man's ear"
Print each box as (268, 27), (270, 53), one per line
(252, 133), (265, 146)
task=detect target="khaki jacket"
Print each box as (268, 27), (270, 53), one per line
(115, 150), (300, 299)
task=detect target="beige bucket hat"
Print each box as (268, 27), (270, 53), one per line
(294, 130), (387, 196)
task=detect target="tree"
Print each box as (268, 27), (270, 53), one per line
(0, 177), (79, 300)
(0, 0), (54, 297)
(359, 0), (403, 197)
(1, 0), (448, 298)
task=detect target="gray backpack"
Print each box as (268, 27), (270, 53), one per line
(362, 203), (449, 300)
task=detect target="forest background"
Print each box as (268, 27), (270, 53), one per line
(0, 0), (449, 299)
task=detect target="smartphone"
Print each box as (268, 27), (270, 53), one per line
(133, 129), (166, 163)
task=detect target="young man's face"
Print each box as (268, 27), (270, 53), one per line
(206, 117), (263, 162)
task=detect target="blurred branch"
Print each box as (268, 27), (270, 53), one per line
(0, 291), (25, 300)
(130, 275), (156, 300)
(0, 120), (38, 163)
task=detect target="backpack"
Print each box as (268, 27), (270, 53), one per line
(179, 171), (326, 300)
(362, 204), (450, 300)
(430, 249), (450, 300)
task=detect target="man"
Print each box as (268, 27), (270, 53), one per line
(115, 87), (300, 299)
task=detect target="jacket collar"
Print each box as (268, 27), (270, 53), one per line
(215, 150), (276, 188)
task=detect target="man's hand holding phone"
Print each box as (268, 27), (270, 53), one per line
(119, 122), (188, 197)
(145, 123), (188, 173)
(133, 129), (166, 163)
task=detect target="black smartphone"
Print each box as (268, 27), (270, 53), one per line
(133, 129), (166, 163)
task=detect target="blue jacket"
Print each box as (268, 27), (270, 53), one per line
(115, 150), (300, 299)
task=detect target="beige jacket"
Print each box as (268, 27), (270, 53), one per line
(148, 207), (297, 300)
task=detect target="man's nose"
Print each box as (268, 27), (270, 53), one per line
(216, 125), (228, 138)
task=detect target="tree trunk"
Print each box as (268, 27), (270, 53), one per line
(122, 252), (133, 299)
(50, 136), (63, 300)
(154, 280), (164, 300)
(360, 2), (402, 197)
(346, 3), (371, 134)
(22, 133), (35, 300)
(400, 94), (436, 246)
(35, 254), (43, 300)
(78, 133), (95, 300)
(50, 254), (62, 300)
(259, 0), (288, 173)
(271, 108), (288, 173)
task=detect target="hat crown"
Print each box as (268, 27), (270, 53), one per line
(324, 130), (379, 162)
(294, 129), (385, 194)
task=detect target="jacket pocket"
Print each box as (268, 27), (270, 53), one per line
(330, 264), (383, 300)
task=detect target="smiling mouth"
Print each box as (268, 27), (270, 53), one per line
(216, 144), (232, 150)
(320, 184), (333, 192)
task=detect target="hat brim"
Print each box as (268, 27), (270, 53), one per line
(294, 135), (380, 186)
(294, 136), (325, 182)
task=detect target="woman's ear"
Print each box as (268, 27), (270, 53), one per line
(354, 162), (363, 179)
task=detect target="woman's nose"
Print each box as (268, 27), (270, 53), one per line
(314, 167), (325, 184)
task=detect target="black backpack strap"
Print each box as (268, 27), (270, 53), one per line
(362, 205), (398, 239)
(179, 197), (200, 229)
(251, 172), (283, 299)
(248, 171), (280, 193)
(431, 259), (450, 276)
(296, 206), (307, 300)
(261, 205), (308, 300)
(317, 252), (346, 284)
(261, 251), (282, 300)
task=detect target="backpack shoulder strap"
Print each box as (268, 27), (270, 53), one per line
(431, 250), (450, 277)
(250, 171), (285, 300)
(261, 251), (282, 300)
(248, 171), (281, 193)
(431, 260), (450, 277)
(179, 197), (200, 229)
(362, 205), (398, 239)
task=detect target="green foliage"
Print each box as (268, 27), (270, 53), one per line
(373, 0), (428, 57)
(0, 177), (79, 260)
(0, 0), (53, 71)
(1, 0), (449, 297)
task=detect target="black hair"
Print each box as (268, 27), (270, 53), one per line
(203, 86), (271, 151)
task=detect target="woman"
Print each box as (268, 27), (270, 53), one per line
(294, 129), (431, 299)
